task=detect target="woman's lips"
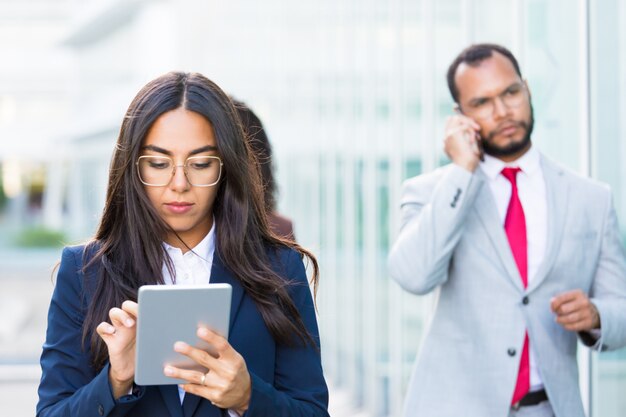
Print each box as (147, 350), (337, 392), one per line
(164, 202), (193, 214)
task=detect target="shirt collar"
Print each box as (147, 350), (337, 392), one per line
(479, 144), (540, 180)
(163, 219), (216, 261)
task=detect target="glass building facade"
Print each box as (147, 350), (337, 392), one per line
(262, 1), (626, 416)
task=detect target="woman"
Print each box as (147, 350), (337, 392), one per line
(232, 100), (295, 240)
(37, 72), (329, 417)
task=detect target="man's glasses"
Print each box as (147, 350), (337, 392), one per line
(136, 155), (223, 187)
(460, 82), (528, 120)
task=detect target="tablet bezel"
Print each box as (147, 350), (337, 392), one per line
(134, 283), (232, 386)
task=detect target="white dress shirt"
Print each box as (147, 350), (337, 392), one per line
(479, 145), (547, 390)
(162, 222), (240, 416)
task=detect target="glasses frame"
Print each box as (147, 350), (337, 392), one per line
(458, 81), (529, 121)
(136, 155), (224, 187)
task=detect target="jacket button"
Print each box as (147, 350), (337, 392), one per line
(507, 348), (516, 357)
(522, 296), (529, 305)
(98, 404), (104, 416)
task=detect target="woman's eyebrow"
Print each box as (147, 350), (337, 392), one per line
(141, 144), (218, 156)
(189, 145), (218, 156)
(141, 144), (172, 155)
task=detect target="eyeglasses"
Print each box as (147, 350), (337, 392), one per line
(460, 82), (528, 120)
(136, 155), (223, 187)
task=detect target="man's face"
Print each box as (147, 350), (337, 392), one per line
(455, 52), (534, 158)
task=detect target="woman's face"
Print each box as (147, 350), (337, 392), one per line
(140, 107), (221, 250)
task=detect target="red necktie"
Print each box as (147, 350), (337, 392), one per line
(501, 167), (530, 405)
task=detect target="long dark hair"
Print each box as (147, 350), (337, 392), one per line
(82, 72), (319, 371)
(232, 100), (277, 212)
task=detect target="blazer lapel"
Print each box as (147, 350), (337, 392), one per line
(209, 252), (245, 340)
(472, 169), (525, 291)
(158, 385), (184, 417)
(181, 393), (224, 417)
(527, 156), (569, 292)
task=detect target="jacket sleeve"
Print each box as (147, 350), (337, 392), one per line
(37, 246), (144, 417)
(243, 249), (329, 417)
(583, 192), (626, 351)
(387, 165), (482, 295)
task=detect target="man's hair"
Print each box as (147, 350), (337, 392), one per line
(446, 43), (523, 103)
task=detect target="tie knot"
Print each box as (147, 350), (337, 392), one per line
(501, 167), (522, 185)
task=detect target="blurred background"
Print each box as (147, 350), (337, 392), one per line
(0, 0), (625, 416)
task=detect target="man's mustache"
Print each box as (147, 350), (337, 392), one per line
(485, 120), (529, 141)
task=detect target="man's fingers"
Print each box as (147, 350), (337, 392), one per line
(445, 121), (479, 139)
(448, 113), (480, 130)
(550, 289), (584, 312)
(555, 310), (583, 325)
(551, 291), (600, 332)
(556, 315), (593, 332)
(554, 297), (588, 316)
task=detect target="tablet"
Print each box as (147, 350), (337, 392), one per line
(134, 284), (232, 386)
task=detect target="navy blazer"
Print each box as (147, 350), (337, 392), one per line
(37, 244), (329, 417)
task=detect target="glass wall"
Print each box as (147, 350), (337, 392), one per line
(273, 1), (625, 416)
(590, 1), (626, 416)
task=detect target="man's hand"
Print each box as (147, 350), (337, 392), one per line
(443, 114), (482, 172)
(551, 289), (601, 332)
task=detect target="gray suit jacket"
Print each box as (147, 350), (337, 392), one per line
(388, 154), (626, 417)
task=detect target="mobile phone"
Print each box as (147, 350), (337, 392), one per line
(454, 106), (484, 162)
(474, 131), (485, 162)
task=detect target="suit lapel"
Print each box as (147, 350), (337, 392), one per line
(472, 169), (525, 291)
(158, 385), (184, 417)
(181, 393), (224, 417)
(209, 251), (245, 334)
(527, 156), (568, 292)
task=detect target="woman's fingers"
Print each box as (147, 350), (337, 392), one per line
(167, 327), (251, 410)
(173, 341), (221, 373)
(109, 307), (136, 329)
(121, 300), (138, 318)
(96, 321), (117, 337)
(163, 365), (207, 384)
(196, 327), (231, 358)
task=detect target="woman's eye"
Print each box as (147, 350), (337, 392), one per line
(149, 161), (170, 169)
(190, 161), (212, 169)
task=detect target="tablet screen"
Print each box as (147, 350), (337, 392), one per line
(134, 284), (232, 385)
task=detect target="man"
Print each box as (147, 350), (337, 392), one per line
(388, 43), (626, 417)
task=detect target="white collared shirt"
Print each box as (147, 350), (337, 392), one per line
(479, 145), (547, 390)
(161, 223), (240, 417)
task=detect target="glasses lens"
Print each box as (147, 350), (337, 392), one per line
(185, 156), (222, 186)
(502, 85), (525, 109)
(137, 156), (172, 186)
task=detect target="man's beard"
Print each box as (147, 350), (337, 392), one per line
(482, 103), (534, 157)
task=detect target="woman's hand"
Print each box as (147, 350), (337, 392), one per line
(164, 327), (252, 414)
(96, 300), (138, 399)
